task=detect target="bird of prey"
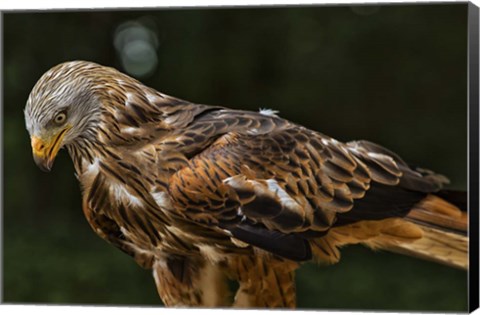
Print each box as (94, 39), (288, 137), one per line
(24, 61), (468, 308)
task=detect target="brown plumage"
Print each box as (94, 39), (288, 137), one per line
(24, 61), (468, 308)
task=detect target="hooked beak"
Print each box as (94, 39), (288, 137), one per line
(30, 127), (70, 172)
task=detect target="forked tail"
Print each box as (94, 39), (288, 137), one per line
(370, 193), (468, 269)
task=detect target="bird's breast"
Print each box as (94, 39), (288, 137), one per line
(77, 155), (242, 262)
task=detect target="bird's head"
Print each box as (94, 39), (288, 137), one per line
(24, 61), (103, 172)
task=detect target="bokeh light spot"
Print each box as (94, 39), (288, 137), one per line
(114, 19), (159, 78)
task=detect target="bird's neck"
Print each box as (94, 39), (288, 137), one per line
(65, 135), (106, 177)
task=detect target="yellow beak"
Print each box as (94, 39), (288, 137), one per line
(31, 127), (70, 172)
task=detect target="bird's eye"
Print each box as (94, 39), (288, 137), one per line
(54, 112), (67, 125)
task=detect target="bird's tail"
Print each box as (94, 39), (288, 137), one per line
(366, 192), (468, 269)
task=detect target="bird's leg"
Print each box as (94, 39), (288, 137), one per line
(152, 256), (230, 307)
(228, 255), (298, 308)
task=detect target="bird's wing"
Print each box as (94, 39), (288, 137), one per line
(167, 112), (447, 261)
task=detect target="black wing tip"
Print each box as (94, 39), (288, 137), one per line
(228, 223), (312, 262)
(434, 189), (467, 212)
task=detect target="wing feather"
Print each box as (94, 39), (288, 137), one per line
(168, 120), (345, 229)
(165, 110), (447, 261)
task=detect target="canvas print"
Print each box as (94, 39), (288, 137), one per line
(3, 3), (472, 311)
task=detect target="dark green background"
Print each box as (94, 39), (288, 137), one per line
(3, 4), (468, 311)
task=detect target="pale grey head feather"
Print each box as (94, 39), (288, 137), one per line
(24, 61), (102, 145)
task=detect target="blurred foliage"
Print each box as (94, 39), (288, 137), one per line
(3, 3), (468, 311)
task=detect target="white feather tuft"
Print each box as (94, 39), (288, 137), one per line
(259, 108), (279, 117)
(111, 183), (143, 207)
